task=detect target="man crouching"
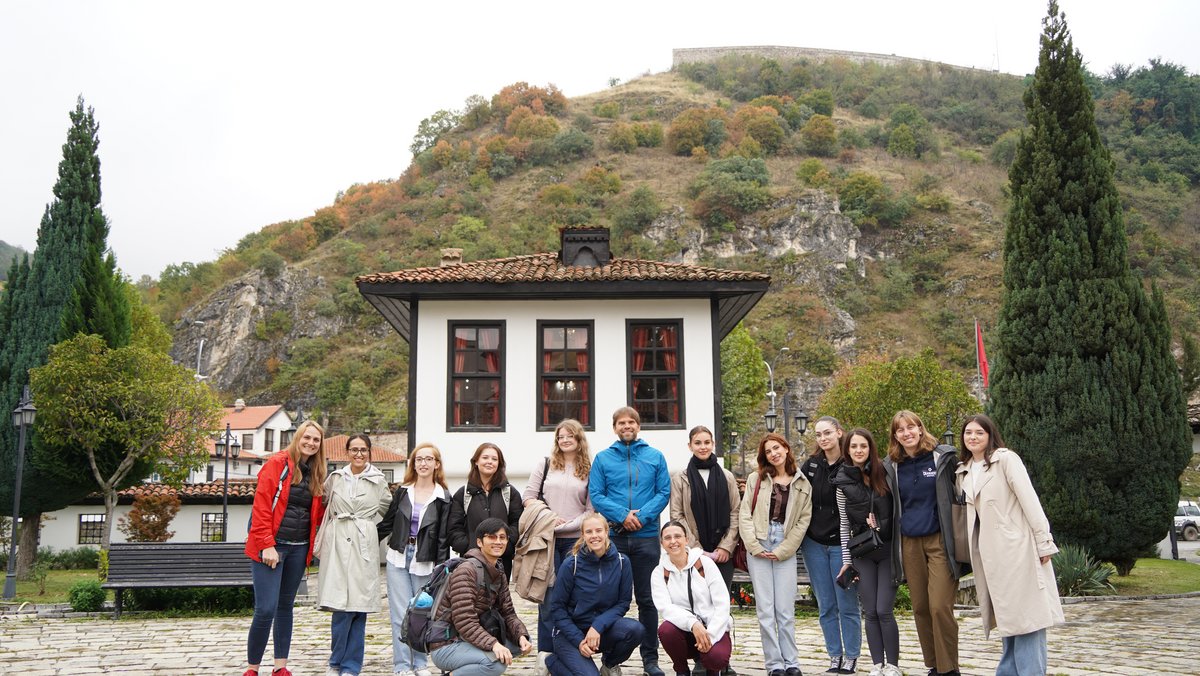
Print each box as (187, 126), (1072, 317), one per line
(429, 517), (533, 675)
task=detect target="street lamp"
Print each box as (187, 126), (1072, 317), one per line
(213, 423), (241, 542)
(762, 347), (808, 446)
(941, 414), (956, 448)
(193, 320), (207, 382)
(3, 386), (36, 599)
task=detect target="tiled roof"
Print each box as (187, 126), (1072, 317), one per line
(221, 405), (285, 430)
(356, 253), (769, 285)
(322, 434), (407, 463)
(116, 480), (259, 500)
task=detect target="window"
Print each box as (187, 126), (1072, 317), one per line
(627, 320), (684, 427)
(538, 322), (593, 429)
(264, 429), (275, 453)
(206, 465), (214, 482)
(201, 513), (226, 542)
(280, 429), (294, 447)
(448, 322), (505, 430)
(242, 433), (254, 451)
(78, 514), (105, 545)
(382, 468), (395, 483)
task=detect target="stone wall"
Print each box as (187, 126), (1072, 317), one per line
(672, 45), (990, 74)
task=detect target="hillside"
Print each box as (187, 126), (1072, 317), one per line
(145, 53), (1200, 434)
(0, 239), (27, 281)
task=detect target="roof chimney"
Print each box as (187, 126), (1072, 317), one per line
(560, 227), (611, 268)
(440, 248), (463, 267)
(234, 398), (246, 412)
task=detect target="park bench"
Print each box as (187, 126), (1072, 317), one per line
(731, 553), (810, 607)
(103, 542), (252, 617)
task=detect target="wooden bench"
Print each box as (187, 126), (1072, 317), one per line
(103, 542), (252, 617)
(731, 552), (810, 606)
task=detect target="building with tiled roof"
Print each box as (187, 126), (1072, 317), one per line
(322, 434), (407, 483)
(356, 226), (770, 482)
(183, 399), (295, 484)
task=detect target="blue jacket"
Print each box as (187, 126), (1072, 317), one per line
(547, 543), (632, 646)
(588, 438), (671, 538)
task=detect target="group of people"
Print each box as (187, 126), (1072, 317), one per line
(239, 406), (1063, 676)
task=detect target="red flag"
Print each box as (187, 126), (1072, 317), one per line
(976, 319), (990, 388)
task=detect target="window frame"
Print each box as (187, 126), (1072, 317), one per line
(535, 320), (595, 431)
(625, 318), (685, 429)
(241, 433), (254, 451)
(78, 513), (105, 545)
(200, 512), (226, 542)
(446, 320), (506, 432)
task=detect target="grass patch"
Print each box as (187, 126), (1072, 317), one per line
(6, 568), (99, 605)
(1112, 558), (1200, 596)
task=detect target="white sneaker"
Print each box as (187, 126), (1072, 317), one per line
(415, 670), (433, 676)
(534, 652), (550, 676)
(600, 665), (623, 676)
(868, 665), (884, 676)
(327, 668), (341, 676)
(395, 671), (416, 676)
(882, 665), (904, 676)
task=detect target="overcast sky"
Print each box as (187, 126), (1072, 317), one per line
(2, 0), (1197, 280)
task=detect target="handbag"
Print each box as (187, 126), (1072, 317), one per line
(733, 474), (765, 572)
(847, 524), (883, 559)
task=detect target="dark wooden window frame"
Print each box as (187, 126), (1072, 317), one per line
(536, 320), (596, 431)
(200, 512), (226, 542)
(625, 318), (685, 429)
(447, 320), (506, 432)
(78, 513), (105, 545)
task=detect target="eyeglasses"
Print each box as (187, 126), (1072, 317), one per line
(413, 457), (437, 464)
(556, 435), (575, 441)
(348, 448), (370, 455)
(482, 533), (508, 542)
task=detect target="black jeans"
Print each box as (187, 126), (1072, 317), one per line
(613, 534), (662, 667)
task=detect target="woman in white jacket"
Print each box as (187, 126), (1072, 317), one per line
(651, 520), (732, 676)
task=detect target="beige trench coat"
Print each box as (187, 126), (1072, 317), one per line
(955, 448), (1064, 638)
(669, 466), (741, 555)
(315, 464), (392, 613)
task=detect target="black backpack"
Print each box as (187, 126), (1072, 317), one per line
(400, 556), (491, 652)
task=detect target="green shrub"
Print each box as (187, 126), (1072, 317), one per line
(688, 156), (773, 228)
(127, 586), (255, 612)
(593, 101), (620, 119)
(69, 579), (107, 612)
(608, 123), (638, 153)
(1053, 544), (1116, 597)
(631, 122), (664, 148)
(795, 159), (832, 188)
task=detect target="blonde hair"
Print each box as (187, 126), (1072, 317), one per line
(403, 441), (448, 489)
(285, 419), (327, 496)
(886, 410), (938, 462)
(572, 512), (611, 556)
(551, 419), (591, 481)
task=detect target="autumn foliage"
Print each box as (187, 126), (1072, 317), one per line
(117, 493), (182, 543)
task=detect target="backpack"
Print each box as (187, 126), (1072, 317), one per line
(462, 482), (512, 519)
(400, 556), (491, 652)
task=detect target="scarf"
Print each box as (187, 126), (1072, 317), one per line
(686, 454), (729, 552)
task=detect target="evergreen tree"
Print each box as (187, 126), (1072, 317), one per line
(0, 98), (134, 554)
(988, 2), (1191, 574)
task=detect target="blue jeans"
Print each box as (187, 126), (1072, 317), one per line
(801, 536), (862, 661)
(431, 639), (517, 676)
(747, 522), (798, 671)
(387, 544), (432, 672)
(330, 610), (367, 675)
(612, 534), (662, 667)
(537, 537), (578, 652)
(546, 616), (644, 676)
(247, 542), (308, 665)
(997, 629), (1047, 676)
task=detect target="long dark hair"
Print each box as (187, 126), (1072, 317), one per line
(467, 442), (508, 490)
(958, 413), (1005, 468)
(843, 427), (888, 496)
(756, 433), (796, 480)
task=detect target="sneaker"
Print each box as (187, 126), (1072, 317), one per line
(643, 664), (664, 676)
(327, 668), (342, 676)
(840, 658), (858, 674)
(535, 653), (550, 676)
(242, 671), (259, 676)
(394, 672), (415, 676)
(938, 672), (961, 676)
(272, 670), (292, 676)
(722, 669), (738, 676)
(868, 666), (884, 676)
(601, 665), (624, 676)
(882, 666), (904, 676)
(416, 670), (433, 676)
(826, 657), (843, 674)
(785, 669), (803, 676)
(768, 671), (785, 676)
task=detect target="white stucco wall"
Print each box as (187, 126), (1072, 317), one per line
(39, 503), (253, 552)
(412, 298), (717, 492)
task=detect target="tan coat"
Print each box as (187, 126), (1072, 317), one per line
(955, 448), (1064, 638)
(315, 465), (392, 613)
(738, 470), (812, 560)
(513, 500), (558, 603)
(669, 467), (741, 554)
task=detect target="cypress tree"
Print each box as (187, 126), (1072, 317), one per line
(989, 2), (1191, 574)
(0, 97), (134, 534)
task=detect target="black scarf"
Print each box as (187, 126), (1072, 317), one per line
(687, 454), (729, 552)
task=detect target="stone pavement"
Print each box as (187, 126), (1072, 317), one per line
(1, 592), (1196, 675)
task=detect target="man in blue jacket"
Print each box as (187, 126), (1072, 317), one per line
(589, 406), (671, 676)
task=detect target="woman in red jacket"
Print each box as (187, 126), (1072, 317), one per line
(243, 420), (327, 676)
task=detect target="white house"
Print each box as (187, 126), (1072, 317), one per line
(184, 401), (295, 484)
(355, 227), (770, 486)
(322, 434), (407, 483)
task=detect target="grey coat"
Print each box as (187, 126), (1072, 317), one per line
(315, 464), (392, 613)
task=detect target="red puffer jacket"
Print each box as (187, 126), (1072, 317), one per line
(244, 451), (325, 564)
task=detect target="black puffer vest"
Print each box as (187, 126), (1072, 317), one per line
(830, 464), (893, 543)
(275, 462), (313, 543)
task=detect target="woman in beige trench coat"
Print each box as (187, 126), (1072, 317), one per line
(316, 434), (393, 676)
(954, 414), (1063, 676)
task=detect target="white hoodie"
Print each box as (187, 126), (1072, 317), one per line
(650, 546), (732, 644)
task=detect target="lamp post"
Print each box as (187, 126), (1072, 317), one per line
(941, 414), (956, 448)
(193, 320), (207, 382)
(762, 347), (809, 446)
(3, 386), (36, 600)
(213, 423), (241, 542)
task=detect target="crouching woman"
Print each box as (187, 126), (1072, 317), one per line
(651, 520), (732, 676)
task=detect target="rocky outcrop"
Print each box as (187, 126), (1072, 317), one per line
(169, 267), (350, 402)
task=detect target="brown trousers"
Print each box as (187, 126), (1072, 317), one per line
(902, 532), (958, 673)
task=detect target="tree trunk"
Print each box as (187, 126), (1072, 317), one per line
(101, 491), (117, 553)
(16, 513), (40, 576)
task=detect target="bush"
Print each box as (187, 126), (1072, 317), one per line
(795, 159), (832, 188)
(126, 586), (255, 612)
(69, 579), (107, 612)
(607, 123), (638, 153)
(631, 122), (664, 148)
(801, 114), (838, 157)
(1053, 544), (1116, 597)
(593, 101), (620, 119)
(41, 546), (100, 570)
(689, 156), (773, 228)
